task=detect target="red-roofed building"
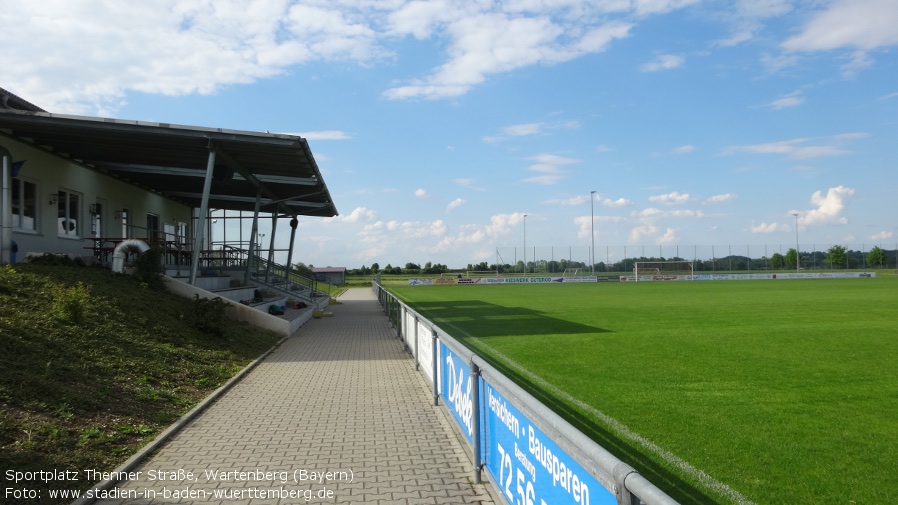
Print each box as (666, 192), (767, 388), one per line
(311, 267), (346, 285)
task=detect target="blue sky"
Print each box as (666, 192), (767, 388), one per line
(3, 0), (897, 269)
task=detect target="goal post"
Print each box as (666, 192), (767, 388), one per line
(633, 260), (694, 281)
(460, 270), (501, 278)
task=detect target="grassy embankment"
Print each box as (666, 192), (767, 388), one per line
(0, 260), (281, 503)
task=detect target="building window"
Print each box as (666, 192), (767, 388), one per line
(91, 202), (103, 236)
(177, 221), (188, 244)
(57, 190), (80, 237)
(120, 209), (130, 238)
(146, 213), (160, 240)
(11, 178), (37, 231)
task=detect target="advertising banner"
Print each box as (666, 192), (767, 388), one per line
(460, 277), (598, 285)
(482, 380), (615, 505)
(440, 342), (474, 444)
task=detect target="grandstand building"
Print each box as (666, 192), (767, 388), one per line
(0, 86), (337, 287)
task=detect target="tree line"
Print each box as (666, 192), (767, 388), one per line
(300, 245), (895, 276)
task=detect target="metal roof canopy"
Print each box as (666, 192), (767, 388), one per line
(0, 109), (338, 218)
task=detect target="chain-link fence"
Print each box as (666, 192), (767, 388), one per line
(491, 244), (898, 274)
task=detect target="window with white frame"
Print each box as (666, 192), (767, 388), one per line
(57, 189), (80, 237)
(11, 177), (37, 231)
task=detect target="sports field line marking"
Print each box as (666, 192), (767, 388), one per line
(436, 320), (756, 505)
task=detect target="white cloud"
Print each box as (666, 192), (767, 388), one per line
(504, 123), (543, 137)
(674, 145), (695, 154)
(704, 193), (737, 204)
(794, 185), (855, 228)
(782, 0), (898, 52)
(0, 2), (387, 114)
(629, 223), (658, 243)
(544, 194), (632, 207)
(296, 130), (353, 140)
(721, 134), (867, 160)
(633, 208), (705, 219)
(447, 212), (527, 246)
(3, 1), (708, 112)
(715, 0), (792, 47)
(641, 54), (684, 72)
(415, 188), (431, 199)
(751, 221), (787, 233)
(649, 191), (692, 206)
(446, 198), (466, 212)
(383, 12), (634, 99)
(544, 195), (591, 206)
(453, 178), (487, 192)
(766, 90), (805, 109)
(633, 0), (701, 16)
(523, 153), (580, 185)
(483, 119), (580, 143)
(656, 227), (678, 244)
(872, 231), (893, 240)
(333, 206), (377, 223)
(602, 197), (633, 207)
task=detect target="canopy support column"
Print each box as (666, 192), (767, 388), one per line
(243, 189), (263, 284)
(1, 151), (11, 264)
(189, 148), (216, 285)
(285, 217), (298, 285)
(265, 213), (278, 280)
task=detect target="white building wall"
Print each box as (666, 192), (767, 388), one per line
(2, 136), (192, 262)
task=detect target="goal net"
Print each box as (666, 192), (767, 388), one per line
(562, 268), (581, 277)
(633, 261), (694, 281)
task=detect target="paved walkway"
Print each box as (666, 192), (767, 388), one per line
(96, 288), (494, 505)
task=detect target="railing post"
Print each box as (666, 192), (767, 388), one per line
(432, 329), (439, 407)
(613, 462), (640, 505)
(413, 316), (420, 371)
(470, 361), (482, 484)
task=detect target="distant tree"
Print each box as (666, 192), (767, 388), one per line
(825, 245), (848, 269)
(371, 262), (380, 273)
(292, 262), (313, 277)
(867, 246), (886, 268)
(784, 248), (798, 269)
(770, 253), (784, 270)
(467, 261), (489, 271)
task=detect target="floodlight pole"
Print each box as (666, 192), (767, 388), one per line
(523, 214), (527, 273)
(793, 213), (800, 273)
(590, 190), (596, 274)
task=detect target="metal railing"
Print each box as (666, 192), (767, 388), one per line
(373, 282), (680, 505)
(248, 253), (327, 302)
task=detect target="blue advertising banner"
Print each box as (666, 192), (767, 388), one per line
(440, 341), (474, 444)
(482, 380), (615, 505)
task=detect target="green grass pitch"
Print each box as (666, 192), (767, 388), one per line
(390, 278), (898, 505)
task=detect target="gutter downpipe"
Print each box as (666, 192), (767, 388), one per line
(1, 152), (11, 263)
(189, 148), (216, 285)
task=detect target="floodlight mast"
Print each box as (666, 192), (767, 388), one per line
(523, 214), (527, 274)
(590, 190), (595, 275)
(793, 212), (800, 273)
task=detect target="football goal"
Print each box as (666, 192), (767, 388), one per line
(633, 260), (694, 281)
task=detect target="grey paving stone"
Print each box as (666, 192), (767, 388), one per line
(95, 288), (494, 505)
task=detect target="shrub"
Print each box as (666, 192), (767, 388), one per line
(187, 295), (228, 336)
(52, 282), (90, 324)
(132, 244), (165, 289)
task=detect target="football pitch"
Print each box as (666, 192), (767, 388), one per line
(390, 277), (898, 505)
